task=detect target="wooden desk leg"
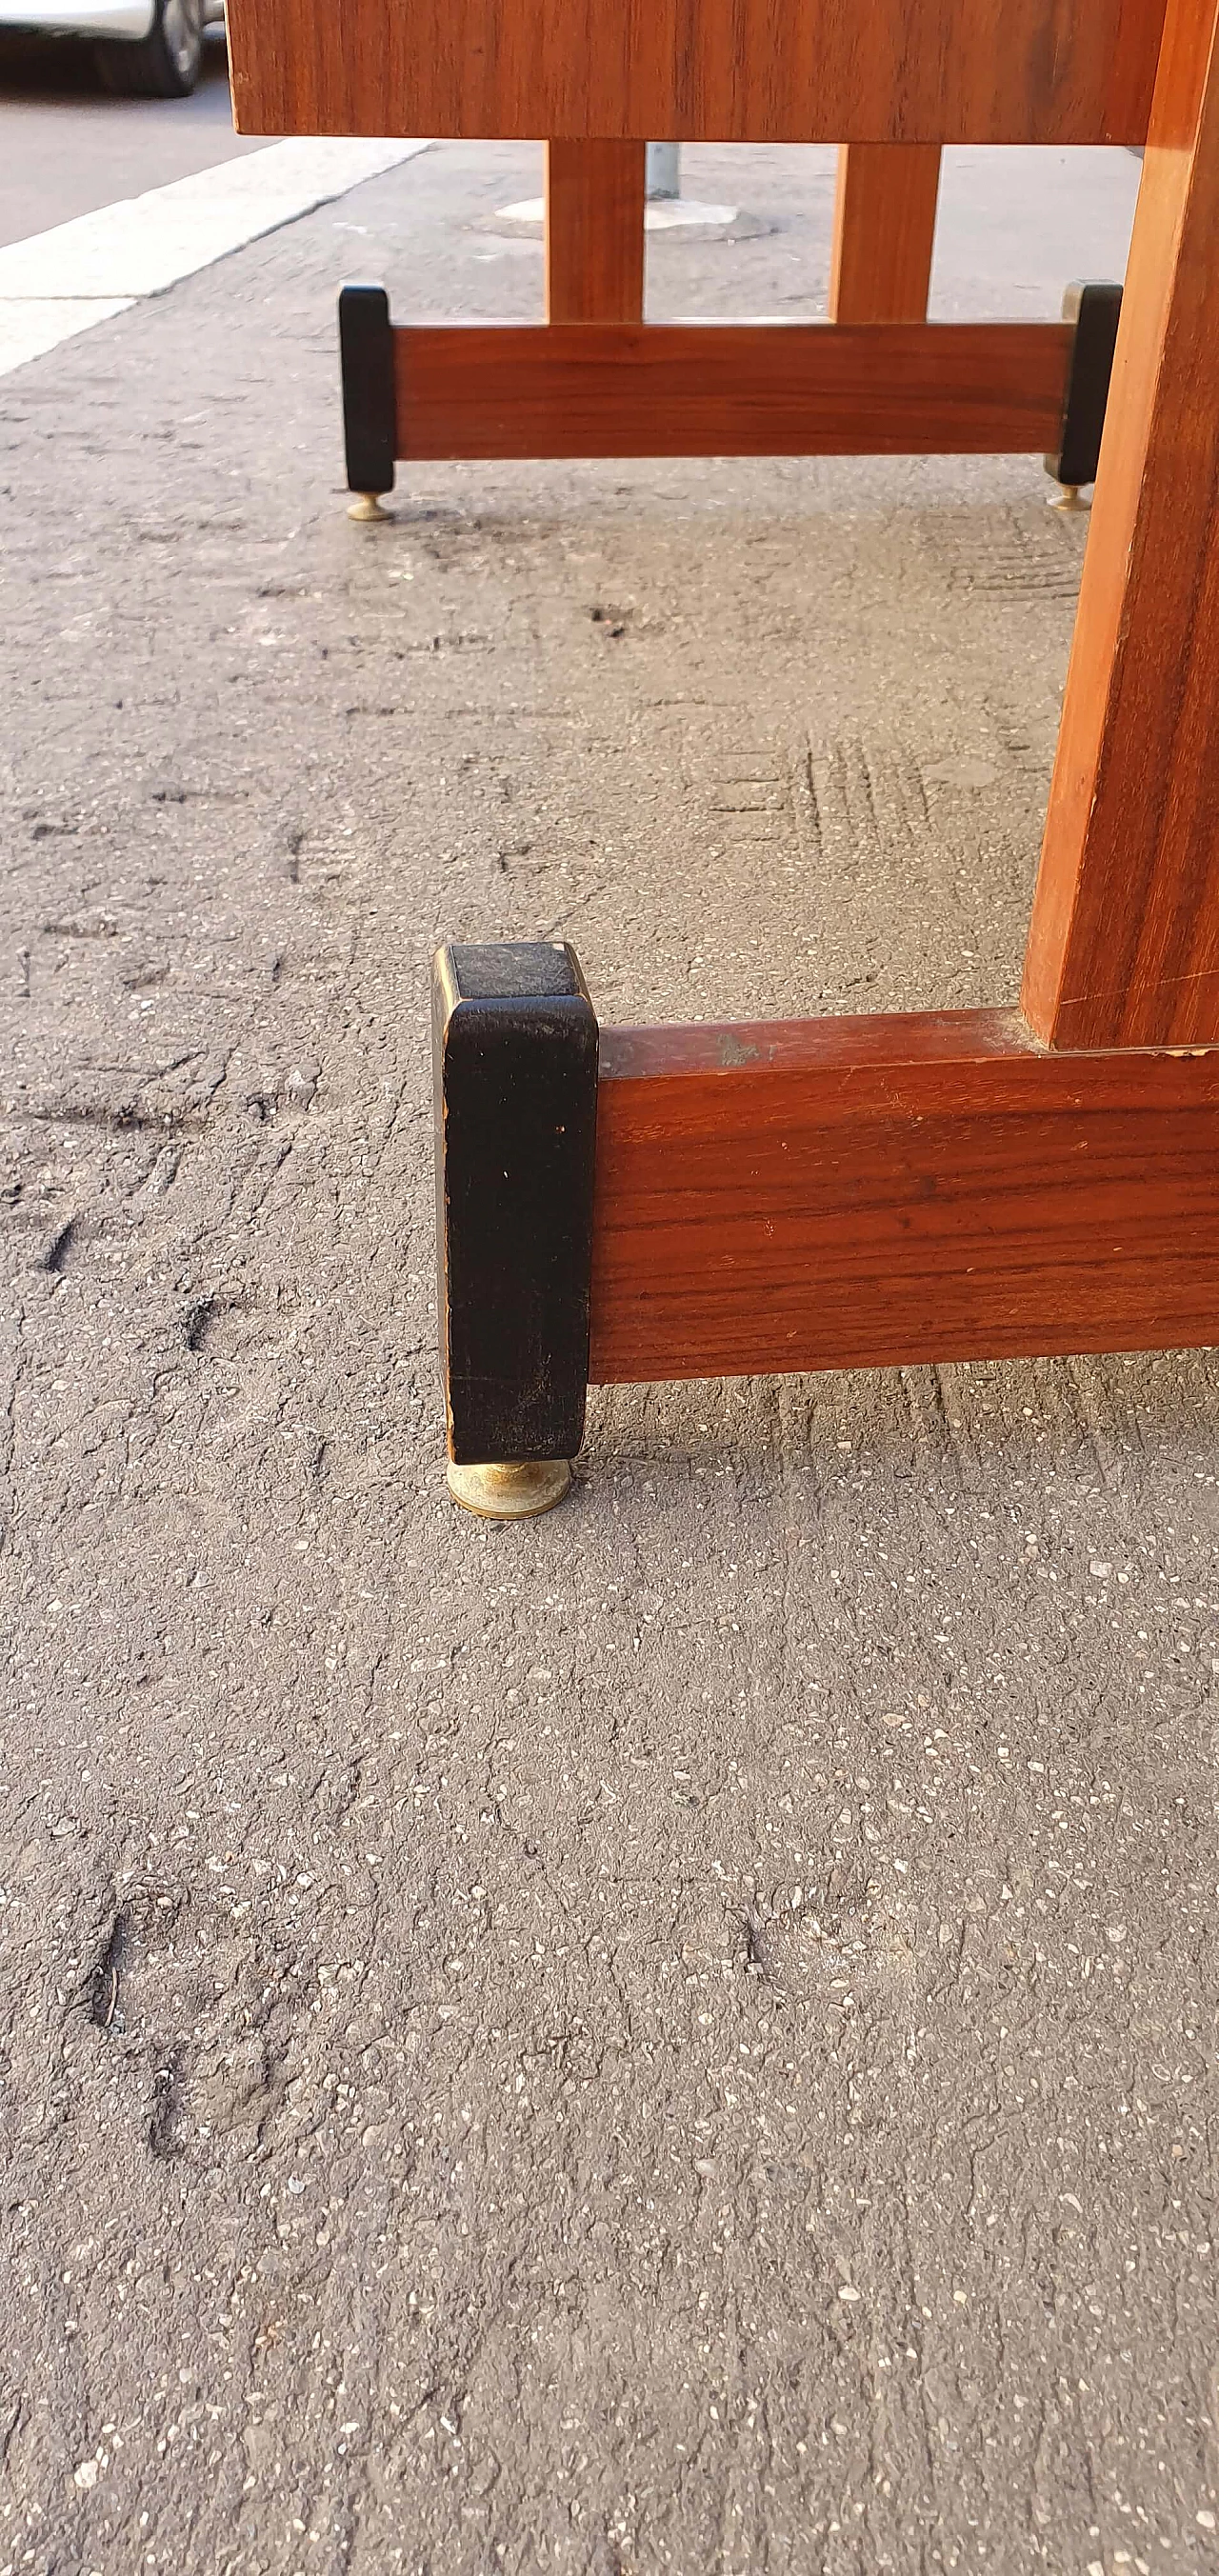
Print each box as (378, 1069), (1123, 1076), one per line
(545, 140), (647, 324)
(1024, 0), (1219, 1049)
(829, 145), (942, 324)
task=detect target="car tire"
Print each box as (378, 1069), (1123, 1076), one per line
(94, 0), (205, 95)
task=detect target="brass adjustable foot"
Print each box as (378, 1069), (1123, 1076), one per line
(1048, 482), (1088, 512)
(447, 1460), (573, 1520)
(348, 491), (390, 522)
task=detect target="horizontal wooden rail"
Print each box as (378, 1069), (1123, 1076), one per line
(588, 1008), (1219, 1383)
(392, 322), (1072, 460)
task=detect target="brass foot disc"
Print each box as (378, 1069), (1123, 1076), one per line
(348, 491), (389, 522)
(447, 1458), (572, 1519)
(1048, 483), (1087, 512)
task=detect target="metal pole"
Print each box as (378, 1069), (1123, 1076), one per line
(646, 144), (680, 201)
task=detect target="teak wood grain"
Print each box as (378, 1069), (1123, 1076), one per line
(227, 0), (1166, 144)
(391, 322), (1071, 459)
(546, 141), (646, 323)
(829, 146), (942, 323)
(1024, 0), (1219, 1049)
(588, 1010), (1219, 1383)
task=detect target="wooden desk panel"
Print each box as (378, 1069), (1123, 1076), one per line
(229, 0), (1165, 145)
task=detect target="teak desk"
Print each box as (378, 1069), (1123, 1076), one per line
(228, 0), (1219, 1518)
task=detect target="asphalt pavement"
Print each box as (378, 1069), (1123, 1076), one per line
(2, 122), (1213, 2576)
(0, 26), (259, 246)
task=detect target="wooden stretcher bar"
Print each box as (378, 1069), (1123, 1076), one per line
(588, 1011), (1219, 1384)
(390, 321), (1072, 461)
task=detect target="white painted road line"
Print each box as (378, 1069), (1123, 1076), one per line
(0, 135), (430, 378)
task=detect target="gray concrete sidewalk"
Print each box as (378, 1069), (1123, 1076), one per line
(2, 139), (1216, 2576)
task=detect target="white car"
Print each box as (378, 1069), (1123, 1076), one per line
(0, 0), (226, 94)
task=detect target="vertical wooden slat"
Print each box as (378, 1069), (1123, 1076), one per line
(829, 145), (942, 322)
(1023, 0), (1219, 1049)
(545, 139), (647, 323)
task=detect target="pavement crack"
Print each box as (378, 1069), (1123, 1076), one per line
(40, 1218), (77, 1276)
(184, 1295), (216, 1353)
(89, 1907), (132, 2033)
(743, 1905), (778, 1983)
(28, 1102), (207, 1135)
(148, 2046), (187, 2161)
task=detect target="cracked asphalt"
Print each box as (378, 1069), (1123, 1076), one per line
(2, 138), (1217, 2576)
